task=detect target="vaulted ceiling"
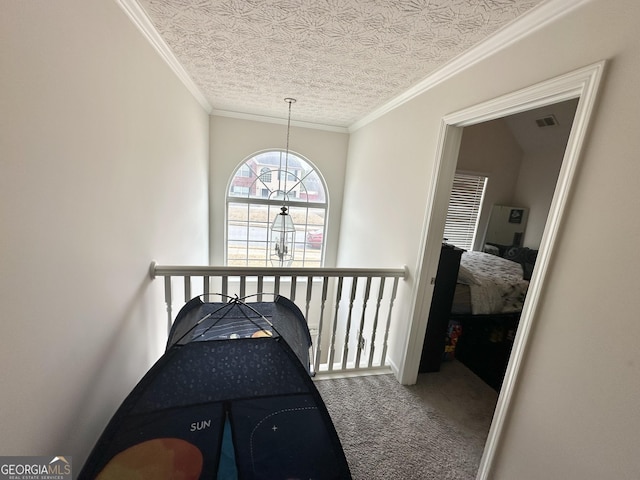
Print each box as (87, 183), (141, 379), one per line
(133, 0), (546, 128)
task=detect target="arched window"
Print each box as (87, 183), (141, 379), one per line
(226, 150), (328, 267)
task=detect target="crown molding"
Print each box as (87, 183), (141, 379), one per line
(349, 0), (595, 132)
(211, 109), (349, 134)
(115, 0), (213, 113)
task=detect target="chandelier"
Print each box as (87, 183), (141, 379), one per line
(270, 98), (297, 267)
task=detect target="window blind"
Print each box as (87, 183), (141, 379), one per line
(443, 173), (487, 250)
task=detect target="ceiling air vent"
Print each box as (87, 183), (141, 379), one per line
(535, 114), (558, 128)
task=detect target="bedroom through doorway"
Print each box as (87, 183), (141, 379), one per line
(440, 97), (579, 392)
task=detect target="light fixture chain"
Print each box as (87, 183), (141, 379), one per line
(283, 97), (295, 197)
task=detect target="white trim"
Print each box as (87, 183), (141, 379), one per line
(115, 0), (212, 113)
(211, 109), (349, 134)
(398, 121), (463, 386)
(313, 366), (393, 381)
(152, 263), (407, 279)
(399, 60), (605, 479)
(349, 0), (595, 132)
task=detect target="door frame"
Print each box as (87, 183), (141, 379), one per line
(400, 61), (606, 478)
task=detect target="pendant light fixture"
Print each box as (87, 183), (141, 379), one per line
(270, 98), (297, 267)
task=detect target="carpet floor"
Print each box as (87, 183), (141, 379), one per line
(315, 360), (498, 480)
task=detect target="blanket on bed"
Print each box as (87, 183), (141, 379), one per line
(458, 251), (529, 315)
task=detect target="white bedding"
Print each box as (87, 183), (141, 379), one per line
(459, 251), (529, 315)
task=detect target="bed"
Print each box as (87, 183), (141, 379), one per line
(451, 249), (533, 315)
(446, 247), (537, 390)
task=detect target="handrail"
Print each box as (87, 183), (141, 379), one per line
(150, 261), (408, 279)
(149, 261), (408, 375)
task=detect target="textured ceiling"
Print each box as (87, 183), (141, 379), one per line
(137, 0), (545, 127)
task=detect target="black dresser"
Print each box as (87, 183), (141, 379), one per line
(419, 243), (463, 373)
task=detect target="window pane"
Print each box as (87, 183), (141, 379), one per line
(299, 170), (326, 203)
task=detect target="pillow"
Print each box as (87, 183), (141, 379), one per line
(503, 246), (525, 263)
(503, 247), (538, 281)
(458, 264), (480, 285)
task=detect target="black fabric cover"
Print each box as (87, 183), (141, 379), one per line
(79, 296), (351, 480)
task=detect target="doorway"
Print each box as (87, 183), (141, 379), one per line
(401, 61), (606, 479)
(437, 98), (578, 391)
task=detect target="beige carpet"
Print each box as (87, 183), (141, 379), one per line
(315, 360), (498, 480)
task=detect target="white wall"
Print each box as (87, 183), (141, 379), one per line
(340, 0), (640, 477)
(457, 116), (567, 250)
(457, 119), (524, 250)
(0, 0), (209, 466)
(337, 103), (436, 374)
(208, 115), (349, 266)
(513, 146), (565, 248)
